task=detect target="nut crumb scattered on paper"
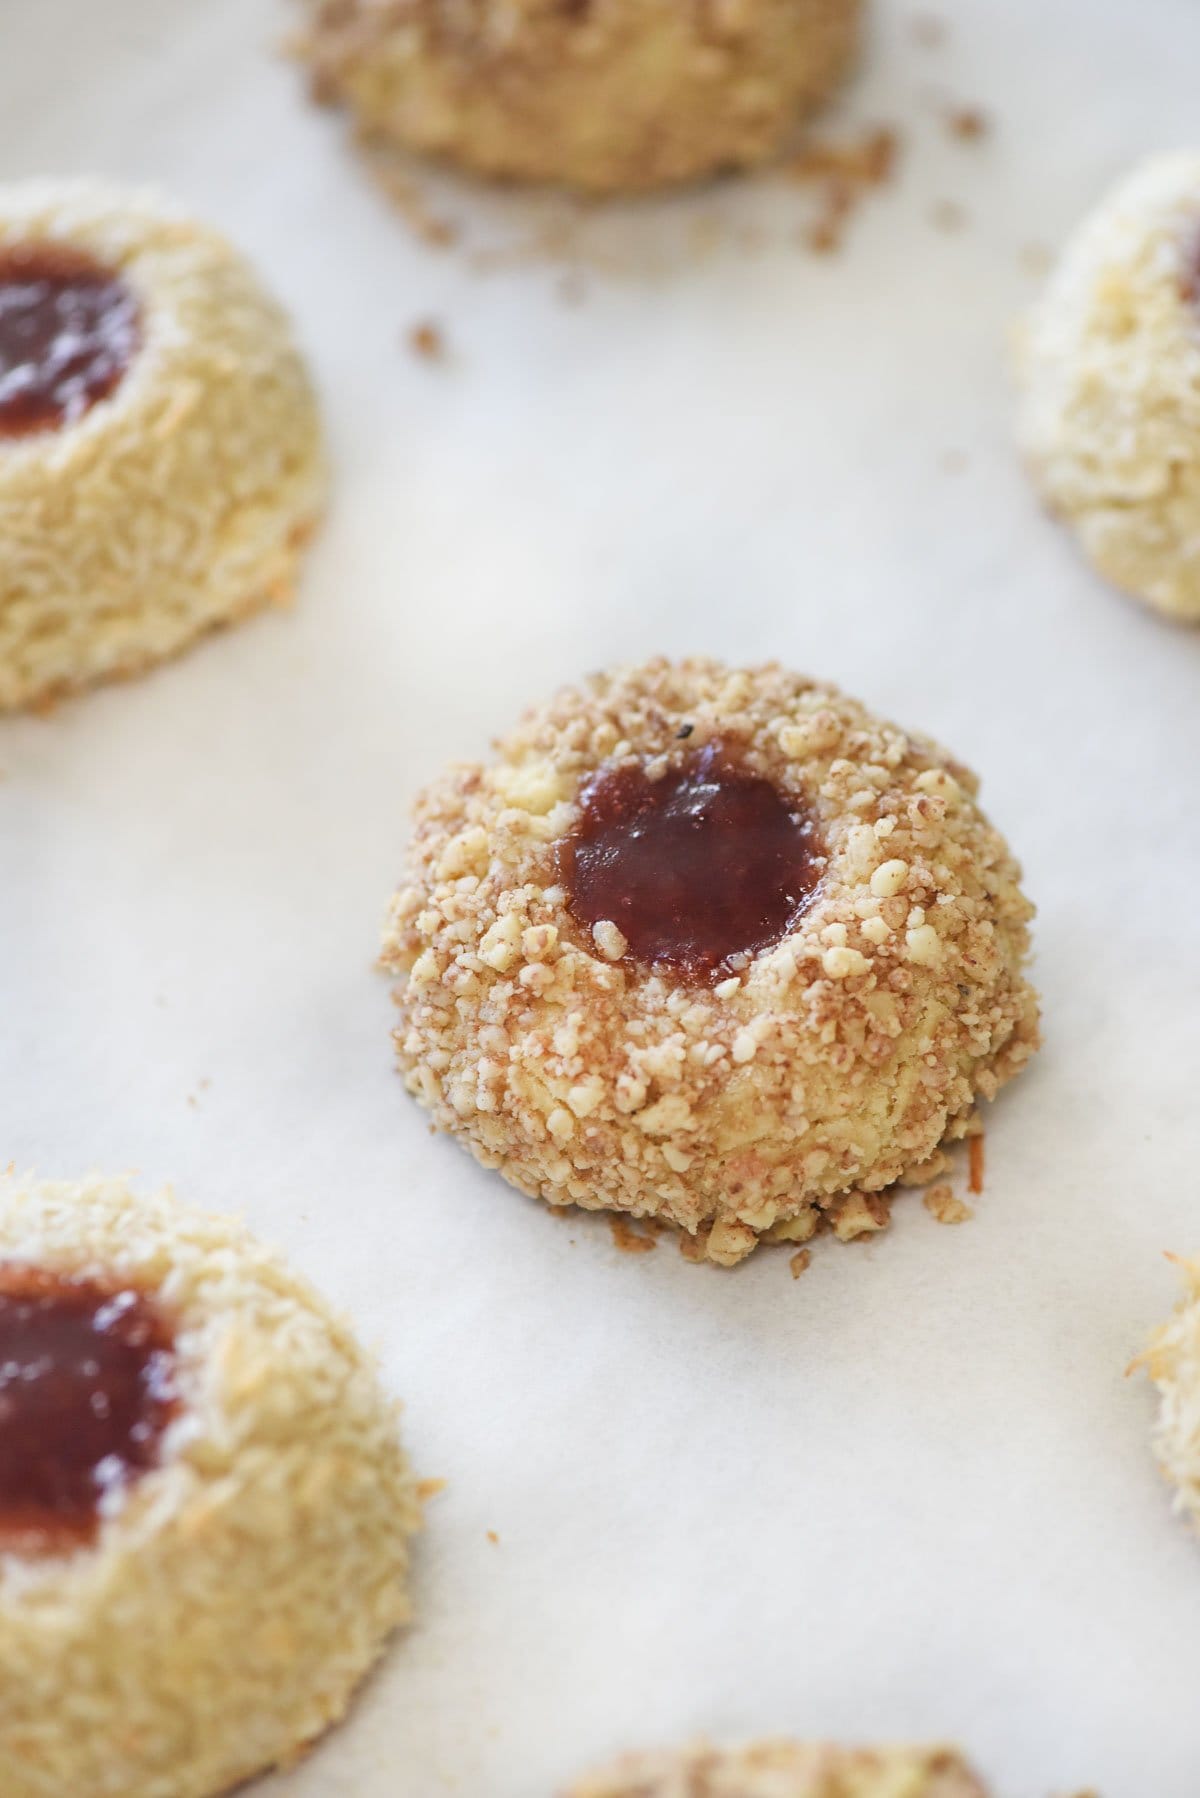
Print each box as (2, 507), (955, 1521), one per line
(946, 105), (989, 141)
(361, 139), (458, 247)
(786, 127), (900, 256)
(911, 12), (947, 47)
(610, 1216), (656, 1255)
(924, 1185), (974, 1225)
(408, 319), (445, 361)
(417, 1478), (447, 1503)
(789, 1249), (813, 1280)
(486, 1530), (499, 1544)
(931, 199), (967, 232)
(968, 1133), (986, 1194)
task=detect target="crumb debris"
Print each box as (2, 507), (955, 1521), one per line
(486, 1530), (499, 1544)
(787, 126), (899, 188)
(789, 1249), (813, 1280)
(407, 319), (446, 361)
(556, 269), (588, 306)
(930, 199), (967, 232)
(416, 1478), (447, 1503)
(923, 1184), (974, 1225)
(968, 1133), (985, 1194)
(786, 127), (899, 255)
(946, 105), (989, 142)
(910, 12), (947, 47)
(360, 141), (459, 248)
(610, 1215), (657, 1255)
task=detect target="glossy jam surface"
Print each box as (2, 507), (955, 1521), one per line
(0, 244), (140, 437)
(0, 1267), (177, 1552)
(560, 741), (822, 982)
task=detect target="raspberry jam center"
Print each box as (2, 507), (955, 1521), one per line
(0, 1267), (177, 1553)
(560, 741), (822, 982)
(0, 244), (140, 437)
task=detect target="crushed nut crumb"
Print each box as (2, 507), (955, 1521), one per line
(923, 1184), (974, 1225)
(407, 319), (445, 361)
(609, 1215), (657, 1255)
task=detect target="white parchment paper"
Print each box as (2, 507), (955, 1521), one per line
(1, 1), (1198, 1792)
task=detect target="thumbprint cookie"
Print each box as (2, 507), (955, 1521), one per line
(0, 179), (325, 710)
(0, 1174), (420, 1798)
(1018, 152), (1200, 622)
(561, 1739), (992, 1797)
(1140, 1256), (1200, 1541)
(297, 0), (862, 194)
(382, 658), (1039, 1264)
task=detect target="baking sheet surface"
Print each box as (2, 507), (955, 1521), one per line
(1, 2), (1198, 1793)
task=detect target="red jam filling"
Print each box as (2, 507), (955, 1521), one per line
(559, 739), (823, 983)
(0, 1267), (177, 1553)
(0, 244), (140, 437)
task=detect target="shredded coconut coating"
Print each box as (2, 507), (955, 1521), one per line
(0, 1175), (420, 1798)
(297, 0), (861, 194)
(1016, 151), (1200, 623)
(382, 659), (1039, 1265)
(561, 1738), (991, 1797)
(1141, 1257), (1200, 1538)
(0, 180), (326, 711)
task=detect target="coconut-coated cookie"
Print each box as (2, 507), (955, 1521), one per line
(298, 0), (862, 194)
(1017, 152), (1200, 623)
(382, 659), (1039, 1265)
(0, 1174), (420, 1798)
(561, 1739), (991, 1797)
(0, 179), (325, 711)
(1140, 1256), (1200, 1538)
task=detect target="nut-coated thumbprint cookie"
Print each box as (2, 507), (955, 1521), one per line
(382, 660), (1039, 1265)
(0, 179), (325, 710)
(561, 1739), (991, 1797)
(1140, 1257), (1200, 1539)
(1017, 152), (1200, 623)
(0, 1174), (420, 1798)
(297, 0), (861, 194)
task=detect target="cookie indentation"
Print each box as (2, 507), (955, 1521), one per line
(560, 741), (822, 982)
(0, 245), (140, 436)
(0, 1266), (176, 1551)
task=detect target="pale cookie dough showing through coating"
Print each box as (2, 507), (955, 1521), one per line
(1141, 1256), (1200, 1540)
(0, 1174), (421, 1798)
(1017, 151), (1200, 623)
(382, 659), (1039, 1266)
(297, 0), (863, 195)
(0, 179), (325, 711)
(561, 1738), (992, 1797)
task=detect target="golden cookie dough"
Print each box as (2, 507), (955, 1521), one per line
(382, 658), (1039, 1265)
(298, 0), (862, 194)
(1141, 1256), (1200, 1536)
(561, 1739), (991, 1797)
(0, 1174), (421, 1798)
(1017, 151), (1200, 622)
(0, 179), (325, 711)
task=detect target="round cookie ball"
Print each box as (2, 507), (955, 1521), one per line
(561, 1739), (991, 1797)
(0, 1174), (420, 1798)
(298, 0), (862, 194)
(0, 179), (326, 710)
(382, 659), (1040, 1265)
(1017, 152), (1200, 623)
(1141, 1256), (1200, 1537)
